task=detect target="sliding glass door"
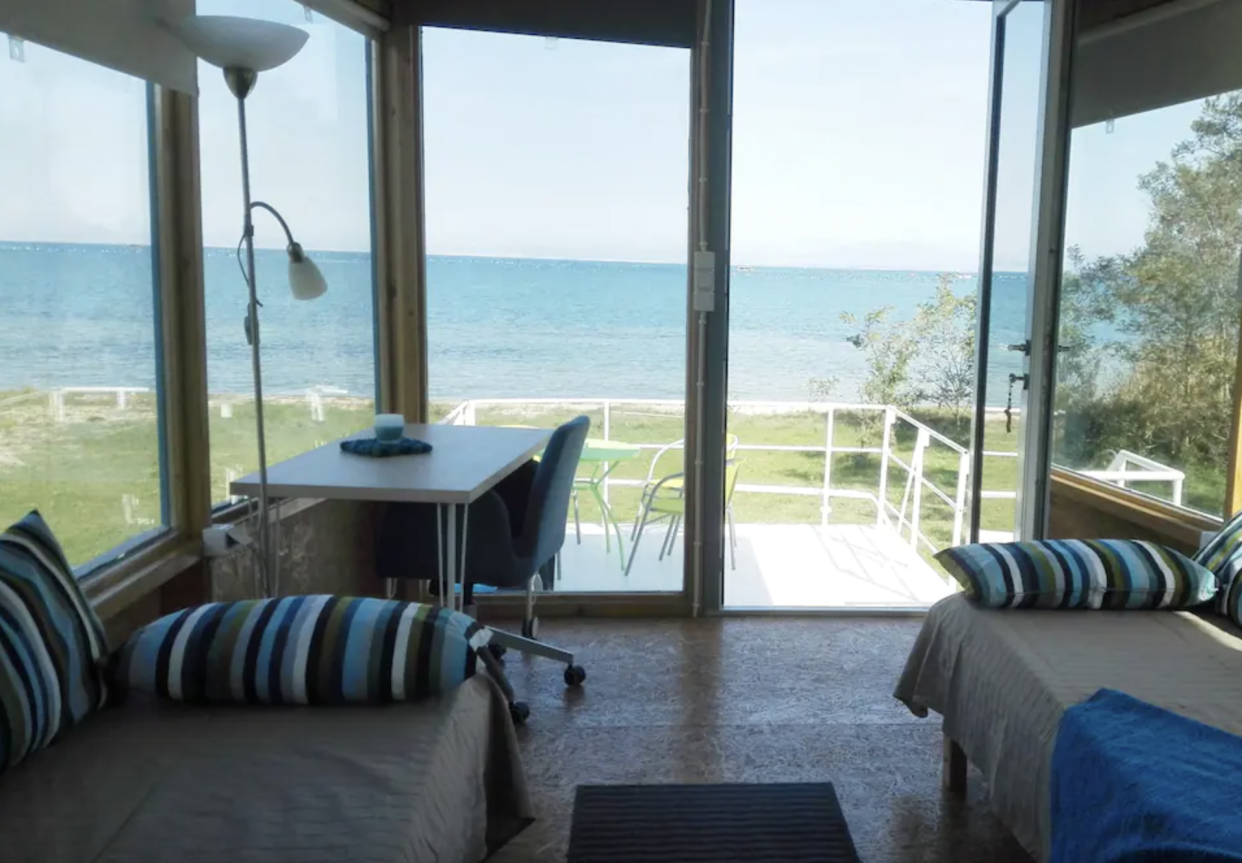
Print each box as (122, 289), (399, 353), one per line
(718, 0), (995, 609)
(968, 0), (1075, 545)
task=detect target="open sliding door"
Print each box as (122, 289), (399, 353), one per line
(969, 0), (1076, 544)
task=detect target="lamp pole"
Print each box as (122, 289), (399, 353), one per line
(227, 66), (276, 596)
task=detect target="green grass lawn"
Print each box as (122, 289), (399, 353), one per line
(0, 390), (1212, 569)
(0, 389), (375, 567)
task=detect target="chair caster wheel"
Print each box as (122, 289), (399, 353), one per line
(521, 617), (539, 639)
(509, 702), (530, 725)
(564, 664), (587, 687)
(488, 643), (507, 661)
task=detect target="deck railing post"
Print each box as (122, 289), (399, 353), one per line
(603, 400), (612, 506)
(910, 429), (929, 549)
(821, 405), (835, 527)
(952, 451), (969, 548)
(877, 405), (894, 525)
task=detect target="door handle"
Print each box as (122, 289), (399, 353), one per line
(1005, 341), (1031, 354)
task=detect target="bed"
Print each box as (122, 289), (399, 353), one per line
(894, 594), (1242, 862)
(0, 675), (532, 863)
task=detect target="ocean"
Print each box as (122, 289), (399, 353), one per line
(0, 242), (1029, 404)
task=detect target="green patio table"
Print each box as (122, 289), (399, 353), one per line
(575, 438), (642, 570)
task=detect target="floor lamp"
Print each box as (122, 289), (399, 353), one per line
(175, 15), (329, 596)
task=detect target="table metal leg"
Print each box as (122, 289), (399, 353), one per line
(436, 505), (447, 609)
(444, 503), (457, 611)
(457, 504), (469, 613)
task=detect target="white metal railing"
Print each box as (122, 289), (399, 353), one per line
(49, 386), (150, 422)
(1082, 449), (1185, 506)
(437, 398), (1186, 554)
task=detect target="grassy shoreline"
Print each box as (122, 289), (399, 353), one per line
(0, 388), (1193, 570)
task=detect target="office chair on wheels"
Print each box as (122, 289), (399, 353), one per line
(376, 416), (591, 718)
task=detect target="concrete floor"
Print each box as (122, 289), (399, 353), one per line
(489, 617), (1030, 863)
(554, 522), (955, 608)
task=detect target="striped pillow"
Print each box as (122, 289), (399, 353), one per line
(935, 540), (1218, 610)
(0, 511), (110, 776)
(115, 596), (492, 704)
(1225, 576), (1242, 628)
(1194, 509), (1242, 616)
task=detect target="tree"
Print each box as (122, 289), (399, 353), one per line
(841, 306), (916, 410)
(905, 275), (976, 424)
(834, 275), (975, 444)
(1066, 94), (1242, 474)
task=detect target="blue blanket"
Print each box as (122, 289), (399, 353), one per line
(1051, 689), (1242, 863)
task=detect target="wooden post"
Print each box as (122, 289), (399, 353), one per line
(373, 20), (429, 423)
(152, 86), (212, 537)
(943, 734), (968, 796)
(1224, 270), (1242, 517)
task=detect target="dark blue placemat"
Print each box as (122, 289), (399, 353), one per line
(568, 782), (860, 863)
(339, 437), (433, 458)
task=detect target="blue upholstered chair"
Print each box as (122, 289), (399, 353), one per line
(377, 415), (590, 686)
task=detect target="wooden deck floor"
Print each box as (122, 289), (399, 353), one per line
(553, 522), (954, 608)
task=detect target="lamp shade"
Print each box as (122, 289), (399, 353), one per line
(175, 15), (307, 72)
(289, 257), (328, 301)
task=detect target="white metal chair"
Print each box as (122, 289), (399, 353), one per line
(627, 458), (742, 575)
(627, 436), (739, 575)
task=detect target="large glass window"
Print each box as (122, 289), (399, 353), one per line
(197, 1), (376, 504)
(1054, 21), (1242, 517)
(0, 35), (166, 568)
(421, 28), (691, 593)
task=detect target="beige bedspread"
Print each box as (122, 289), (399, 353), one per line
(894, 595), (1242, 862)
(0, 675), (531, 863)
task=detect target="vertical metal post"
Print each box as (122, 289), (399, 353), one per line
(820, 406), (835, 527)
(688, 0), (734, 615)
(952, 451), (970, 548)
(602, 400), (612, 506)
(877, 406), (894, 526)
(910, 429), (929, 549)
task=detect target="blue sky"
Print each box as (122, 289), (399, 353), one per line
(0, 0), (1223, 271)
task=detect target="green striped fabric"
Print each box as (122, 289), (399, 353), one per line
(1194, 509), (1242, 616)
(0, 511), (110, 777)
(116, 596), (492, 704)
(935, 539), (1218, 610)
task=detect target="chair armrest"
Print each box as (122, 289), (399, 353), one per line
(650, 471), (687, 498)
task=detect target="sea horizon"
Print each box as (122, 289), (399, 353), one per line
(0, 241), (1029, 405)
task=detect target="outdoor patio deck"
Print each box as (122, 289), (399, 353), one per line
(554, 521), (955, 608)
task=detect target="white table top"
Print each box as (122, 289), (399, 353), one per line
(229, 423), (552, 505)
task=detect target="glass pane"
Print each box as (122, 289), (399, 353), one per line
(0, 37), (165, 568)
(724, 0), (993, 608)
(197, 1), (376, 504)
(973, 0), (1047, 542)
(422, 28), (690, 593)
(1055, 90), (1242, 517)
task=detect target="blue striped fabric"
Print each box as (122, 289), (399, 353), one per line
(1194, 509), (1242, 616)
(935, 540), (1218, 610)
(1227, 576), (1242, 628)
(0, 511), (109, 777)
(115, 596), (492, 704)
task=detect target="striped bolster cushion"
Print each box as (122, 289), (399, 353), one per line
(116, 596), (491, 704)
(1194, 509), (1242, 617)
(0, 511), (110, 777)
(935, 540), (1218, 610)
